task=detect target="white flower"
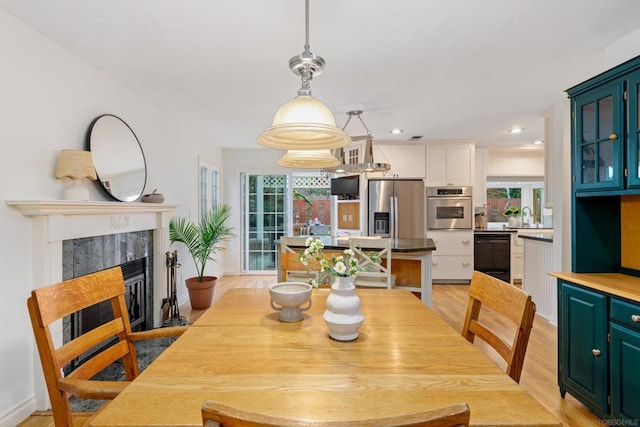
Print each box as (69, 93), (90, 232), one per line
(333, 261), (347, 275)
(344, 249), (354, 257)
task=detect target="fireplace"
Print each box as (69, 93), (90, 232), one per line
(62, 231), (154, 352)
(7, 199), (176, 410)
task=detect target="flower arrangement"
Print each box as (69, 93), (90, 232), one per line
(298, 237), (379, 287)
(503, 205), (522, 218)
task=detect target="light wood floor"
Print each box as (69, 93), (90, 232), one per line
(20, 275), (600, 427)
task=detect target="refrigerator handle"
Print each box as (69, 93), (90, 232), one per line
(392, 196), (399, 239)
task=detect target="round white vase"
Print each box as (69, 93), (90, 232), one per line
(323, 276), (364, 341)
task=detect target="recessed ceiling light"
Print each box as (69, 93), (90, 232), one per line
(533, 140), (544, 145)
(390, 128), (404, 135)
(508, 127), (524, 134)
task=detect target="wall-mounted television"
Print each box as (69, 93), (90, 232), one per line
(330, 175), (359, 199)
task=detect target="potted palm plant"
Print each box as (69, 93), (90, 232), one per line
(169, 204), (234, 309)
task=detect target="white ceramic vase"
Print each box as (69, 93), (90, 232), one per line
(508, 216), (521, 227)
(323, 276), (364, 341)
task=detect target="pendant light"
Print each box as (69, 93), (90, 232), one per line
(322, 110), (391, 174)
(257, 0), (350, 151)
(277, 149), (340, 168)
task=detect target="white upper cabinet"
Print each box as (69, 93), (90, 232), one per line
(425, 143), (475, 186)
(368, 143), (426, 178)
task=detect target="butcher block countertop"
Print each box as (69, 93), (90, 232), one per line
(549, 272), (640, 303)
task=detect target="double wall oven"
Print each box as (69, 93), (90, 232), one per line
(426, 186), (473, 230)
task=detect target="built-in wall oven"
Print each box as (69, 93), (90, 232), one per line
(426, 186), (473, 230)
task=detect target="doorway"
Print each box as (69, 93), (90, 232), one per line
(241, 174), (288, 273)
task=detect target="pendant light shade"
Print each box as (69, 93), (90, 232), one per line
(258, 95), (350, 150)
(257, 0), (350, 152)
(277, 149), (340, 168)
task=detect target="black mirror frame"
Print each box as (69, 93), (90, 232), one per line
(86, 114), (147, 202)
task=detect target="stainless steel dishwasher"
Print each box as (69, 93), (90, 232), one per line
(473, 233), (511, 282)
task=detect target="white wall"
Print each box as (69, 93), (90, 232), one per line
(0, 10), (222, 425)
(487, 151), (544, 178)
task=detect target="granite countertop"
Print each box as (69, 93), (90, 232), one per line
(278, 236), (436, 253)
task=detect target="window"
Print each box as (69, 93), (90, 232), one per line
(199, 157), (219, 221)
(487, 181), (543, 224)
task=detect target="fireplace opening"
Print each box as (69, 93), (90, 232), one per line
(66, 258), (147, 371)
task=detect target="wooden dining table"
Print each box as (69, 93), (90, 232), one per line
(89, 288), (561, 426)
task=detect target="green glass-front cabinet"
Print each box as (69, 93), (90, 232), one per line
(568, 57), (640, 195)
(627, 71), (640, 189)
(573, 81), (623, 192)
(559, 281), (608, 417)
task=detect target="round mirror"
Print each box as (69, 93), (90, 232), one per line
(87, 114), (147, 202)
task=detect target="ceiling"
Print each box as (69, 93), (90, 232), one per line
(2, 0), (640, 152)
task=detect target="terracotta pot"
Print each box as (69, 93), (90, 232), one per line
(185, 276), (217, 310)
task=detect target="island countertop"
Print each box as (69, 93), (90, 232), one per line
(277, 236), (436, 253)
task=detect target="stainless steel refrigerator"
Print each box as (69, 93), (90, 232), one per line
(368, 179), (426, 239)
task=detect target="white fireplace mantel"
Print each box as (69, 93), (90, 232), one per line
(7, 199), (177, 410)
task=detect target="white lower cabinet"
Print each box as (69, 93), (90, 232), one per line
(511, 233), (523, 283)
(428, 230), (473, 282)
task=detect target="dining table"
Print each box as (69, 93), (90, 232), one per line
(88, 288), (562, 426)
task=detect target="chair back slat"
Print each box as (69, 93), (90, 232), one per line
(31, 267), (127, 326)
(57, 317), (127, 367)
(65, 340), (132, 381)
(461, 271), (536, 383)
(202, 400), (470, 426)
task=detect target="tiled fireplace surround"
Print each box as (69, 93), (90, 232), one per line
(8, 200), (176, 410)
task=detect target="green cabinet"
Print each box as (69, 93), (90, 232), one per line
(558, 280), (640, 420)
(568, 57), (640, 196)
(609, 298), (640, 420)
(627, 72), (640, 188)
(558, 281), (608, 417)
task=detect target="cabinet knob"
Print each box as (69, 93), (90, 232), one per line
(462, 261), (470, 267)
(609, 133), (618, 140)
(462, 240), (470, 244)
(592, 349), (601, 357)
(432, 262), (438, 266)
(631, 314), (640, 323)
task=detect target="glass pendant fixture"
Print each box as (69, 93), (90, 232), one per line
(277, 150), (340, 168)
(257, 0), (350, 151)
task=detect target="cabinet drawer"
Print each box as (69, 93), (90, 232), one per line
(431, 255), (473, 280)
(428, 232), (473, 255)
(610, 298), (640, 332)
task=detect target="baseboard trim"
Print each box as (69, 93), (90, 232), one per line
(0, 396), (36, 427)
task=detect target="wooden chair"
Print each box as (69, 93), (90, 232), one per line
(202, 400), (470, 427)
(27, 266), (188, 426)
(349, 237), (395, 289)
(280, 236), (319, 283)
(461, 270), (537, 383)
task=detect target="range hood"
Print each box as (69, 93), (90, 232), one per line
(321, 111), (390, 174)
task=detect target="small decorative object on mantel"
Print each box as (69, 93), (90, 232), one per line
(298, 237), (377, 341)
(142, 189), (165, 203)
(55, 149), (97, 201)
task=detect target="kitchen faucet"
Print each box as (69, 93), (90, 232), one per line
(521, 206), (532, 226)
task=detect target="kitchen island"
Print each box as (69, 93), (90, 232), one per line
(277, 237), (436, 306)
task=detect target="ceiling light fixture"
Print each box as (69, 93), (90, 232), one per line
(277, 149), (340, 168)
(390, 128), (404, 135)
(533, 140), (544, 145)
(257, 0), (350, 151)
(508, 127), (525, 134)
(322, 110), (391, 174)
